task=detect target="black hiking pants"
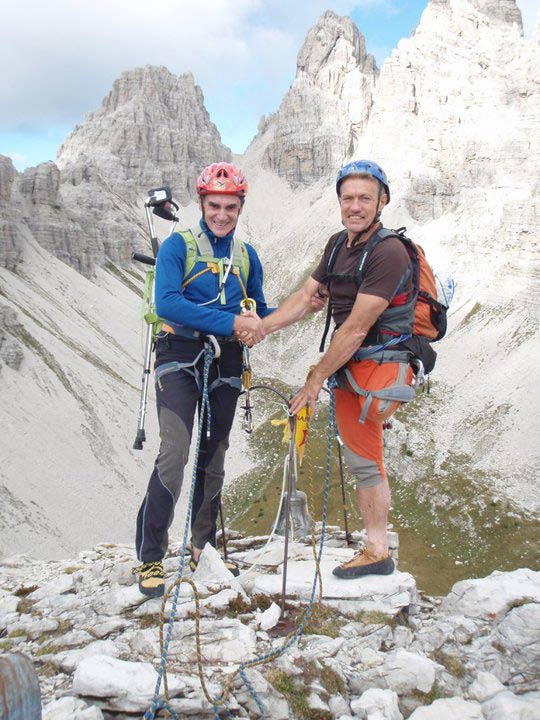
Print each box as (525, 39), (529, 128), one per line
(135, 335), (242, 562)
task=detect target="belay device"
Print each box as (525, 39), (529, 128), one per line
(132, 187), (179, 450)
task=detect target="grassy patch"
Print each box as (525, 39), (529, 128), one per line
(268, 669), (333, 720)
(0, 640), (12, 652)
(16, 598), (37, 615)
(411, 682), (447, 705)
(35, 643), (61, 657)
(293, 604), (343, 639)
(225, 595), (253, 617)
(36, 660), (57, 678)
(62, 567), (79, 575)
(430, 650), (466, 678)
(354, 610), (395, 627)
(8, 629), (27, 639)
(139, 614), (159, 629)
(460, 302), (482, 326)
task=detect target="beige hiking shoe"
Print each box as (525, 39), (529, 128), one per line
(332, 546), (394, 579)
(132, 560), (165, 597)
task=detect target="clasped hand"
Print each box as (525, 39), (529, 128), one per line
(233, 310), (265, 346)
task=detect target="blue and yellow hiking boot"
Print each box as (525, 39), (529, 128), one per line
(332, 546), (394, 579)
(133, 561), (165, 597)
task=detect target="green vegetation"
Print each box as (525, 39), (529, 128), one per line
(430, 650), (466, 678)
(354, 610), (395, 627)
(139, 614), (159, 629)
(460, 302), (482, 326)
(292, 604), (343, 639)
(411, 682), (448, 705)
(35, 643), (61, 657)
(267, 669), (333, 720)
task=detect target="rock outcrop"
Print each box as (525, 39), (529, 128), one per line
(260, 11), (377, 186)
(57, 65), (231, 205)
(1, 538), (538, 719)
(0, 156), (22, 271)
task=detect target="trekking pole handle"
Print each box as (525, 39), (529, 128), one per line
(132, 252), (156, 266)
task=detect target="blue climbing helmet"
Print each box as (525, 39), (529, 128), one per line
(335, 160), (390, 203)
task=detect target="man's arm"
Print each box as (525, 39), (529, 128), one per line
(288, 292), (389, 415)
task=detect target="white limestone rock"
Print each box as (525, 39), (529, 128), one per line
(441, 569), (540, 621)
(466, 671), (506, 702)
(348, 649), (442, 696)
(407, 697), (484, 719)
(0, 591), (19, 617)
(350, 688), (403, 720)
(482, 690), (540, 719)
(54, 639), (120, 674)
(328, 694), (351, 717)
(92, 584), (152, 615)
(72, 655), (184, 712)
(29, 571), (75, 600)
(42, 696), (104, 719)
(252, 556), (416, 615)
(257, 601), (281, 631)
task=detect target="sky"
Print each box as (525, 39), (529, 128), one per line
(0, 0), (537, 171)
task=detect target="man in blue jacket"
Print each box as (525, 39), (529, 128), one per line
(134, 162), (272, 597)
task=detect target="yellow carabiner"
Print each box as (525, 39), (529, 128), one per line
(240, 297), (257, 314)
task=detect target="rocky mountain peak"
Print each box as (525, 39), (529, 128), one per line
(101, 65), (197, 115)
(297, 10), (367, 82)
(258, 12), (377, 186)
(57, 64), (231, 204)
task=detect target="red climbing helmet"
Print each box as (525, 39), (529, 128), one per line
(196, 162), (248, 197)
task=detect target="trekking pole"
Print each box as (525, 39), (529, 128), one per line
(218, 499), (229, 562)
(132, 187), (179, 450)
(336, 434), (352, 544)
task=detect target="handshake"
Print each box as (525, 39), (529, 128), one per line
(233, 311), (266, 347)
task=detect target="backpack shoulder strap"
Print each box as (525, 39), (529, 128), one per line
(354, 227), (403, 287)
(233, 239), (250, 283)
(319, 231), (348, 352)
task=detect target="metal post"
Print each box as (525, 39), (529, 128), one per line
(269, 415), (299, 637)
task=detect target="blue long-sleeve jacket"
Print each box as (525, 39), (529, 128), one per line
(155, 219), (273, 336)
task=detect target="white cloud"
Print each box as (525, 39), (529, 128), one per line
(0, 0), (535, 157)
(0, 0), (383, 131)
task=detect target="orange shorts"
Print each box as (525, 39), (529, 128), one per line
(335, 360), (413, 482)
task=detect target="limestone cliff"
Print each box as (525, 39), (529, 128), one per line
(259, 11), (377, 186)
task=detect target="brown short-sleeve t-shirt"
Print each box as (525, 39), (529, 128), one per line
(311, 228), (413, 326)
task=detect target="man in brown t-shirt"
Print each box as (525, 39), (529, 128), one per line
(258, 160), (416, 579)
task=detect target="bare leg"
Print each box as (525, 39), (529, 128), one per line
(356, 477), (391, 557)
